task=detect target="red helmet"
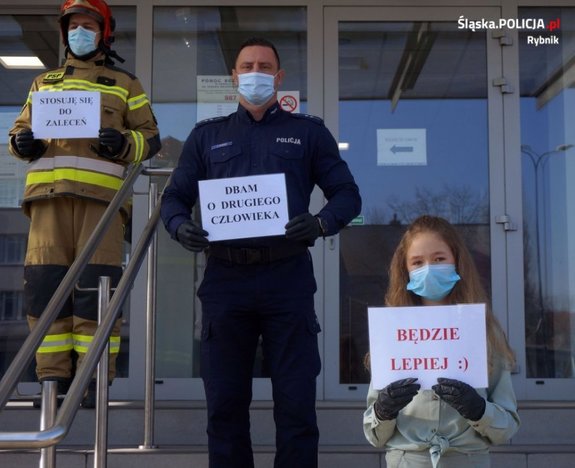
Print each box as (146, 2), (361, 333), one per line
(59, 0), (116, 48)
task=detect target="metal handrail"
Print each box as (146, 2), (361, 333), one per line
(140, 181), (159, 450)
(0, 165), (171, 449)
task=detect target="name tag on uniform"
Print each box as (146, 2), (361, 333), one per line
(198, 173), (289, 241)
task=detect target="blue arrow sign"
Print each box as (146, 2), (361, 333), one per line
(390, 145), (414, 154)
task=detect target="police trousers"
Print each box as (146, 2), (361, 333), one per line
(198, 251), (321, 468)
(24, 197), (124, 382)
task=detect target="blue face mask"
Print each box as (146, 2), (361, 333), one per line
(237, 72), (276, 106)
(68, 26), (98, 57)
(406, 264), (461, 301)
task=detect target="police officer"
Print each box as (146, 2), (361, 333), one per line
(161, 37), (361, 468)
(9, 0), (161, 407)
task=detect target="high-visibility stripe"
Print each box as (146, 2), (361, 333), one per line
(26, 168), (123, 191)
(30, 155), (126, 178)
(128, 93), (149, 111)
(36, 79), (129, 102)
(73, 334), (92, 353)
(37, 333), (74, 354)
(109, 336), (121, 354)
(129, 130), (145, 164)
(73, 335), (121, 354)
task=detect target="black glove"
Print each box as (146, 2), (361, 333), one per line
(176, 220), (209, 252)
(285, 213), (321, 244)
(432, 378), (486, 421)
(98, 128), (125, 158)
(374, 378), (420, 420)
(14, 130), (45, 160)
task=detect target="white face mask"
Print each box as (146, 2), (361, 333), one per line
(68, 26), (98, 57)
(237, 72), (276, 106)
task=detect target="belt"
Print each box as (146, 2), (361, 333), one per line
(207, 243), (307, 265)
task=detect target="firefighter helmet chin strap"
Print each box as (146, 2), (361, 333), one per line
(105, 48), (125, 64)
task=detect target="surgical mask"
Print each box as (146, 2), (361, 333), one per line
(237, 72), (276, 106)
(406, 264), (461, 301)
(68, 26), (98, 57)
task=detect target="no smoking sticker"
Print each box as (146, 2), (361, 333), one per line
(278, 91), (299, 113)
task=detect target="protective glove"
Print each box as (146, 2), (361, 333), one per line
(432, 377), (486, 421)
(98, 128), (125, 159)
(374, 378), (420, 421)
(14, 130), (45, 160)
(285, 213), (321, 244)
(176, 220), (209, 252)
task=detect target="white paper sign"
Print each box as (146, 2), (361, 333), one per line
(367, 304), (487, 390)
(198, 173), (289, 241)
(32, 91), (100, 139)
(196, 75), (238, 121)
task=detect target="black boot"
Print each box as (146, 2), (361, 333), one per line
(33, 378), (71, 409)
(81, 380), (97, 408)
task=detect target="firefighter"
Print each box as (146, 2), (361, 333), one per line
(8, 0), (161, 407)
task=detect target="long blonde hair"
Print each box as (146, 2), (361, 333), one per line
(385, 215), (516, 370)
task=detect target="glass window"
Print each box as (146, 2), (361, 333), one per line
(0, 14), (59, 208)
(0, 291), (23, 321)
(152, 6), (307, 378)
(519, 7), (575, 379)
(337, 21), (490, 385)
(0, 234), (26, 264)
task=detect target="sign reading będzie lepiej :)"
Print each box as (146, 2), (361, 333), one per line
(198, 173), (289, 241)
(367, 304), (487, 390)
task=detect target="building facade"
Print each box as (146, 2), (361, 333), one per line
(0, 0), (573, 413)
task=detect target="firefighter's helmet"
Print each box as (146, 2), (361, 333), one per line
(59, 0), (116, 48)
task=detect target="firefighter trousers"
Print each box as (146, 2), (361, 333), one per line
(24, 197), (124, 382)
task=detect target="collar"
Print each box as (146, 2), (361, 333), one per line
(64, 54), (106, 69)
(237, 101), (282, 123)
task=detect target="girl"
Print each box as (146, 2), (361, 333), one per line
(364, 215), (520, 467)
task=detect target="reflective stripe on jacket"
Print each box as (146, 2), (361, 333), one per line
(8, 55), (161, 213)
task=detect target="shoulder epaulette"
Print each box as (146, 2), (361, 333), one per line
(290, 113), (324, 125)
(195, 115), (231, 128)
(42, 68), (66, 83)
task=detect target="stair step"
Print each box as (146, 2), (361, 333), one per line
(2, 400), (575, 468)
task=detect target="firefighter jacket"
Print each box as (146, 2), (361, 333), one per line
(8, 54), (161, 216)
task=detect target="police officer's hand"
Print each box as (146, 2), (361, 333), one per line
(14, 130), (45, 160)
(176, 220), (209, 252)
(374, 378), (420, 421)
(285, 213), (321, 244)
(432, 378), (486, 421)
(98, 128), (125, 158)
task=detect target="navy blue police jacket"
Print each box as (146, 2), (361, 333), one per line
(160, 102), (362, 248)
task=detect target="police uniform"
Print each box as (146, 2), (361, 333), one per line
(161, 102), (361, 468)
(9, 55), (161, 384)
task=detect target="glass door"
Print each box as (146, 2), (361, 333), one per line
(518, 6), (575, 398)
(322, 7), (507, 399)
